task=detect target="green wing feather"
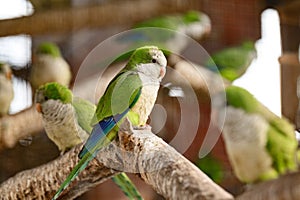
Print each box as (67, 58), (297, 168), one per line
(91, 71), (142, 125)
(73, 97), (96, 133)
(36, 42), (61, 57)
(206, 41), (256, 81)
(112, 174), (143, 200)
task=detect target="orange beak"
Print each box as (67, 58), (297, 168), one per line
(36, 103), (42, 113)
(160, 67), (166, 78)
(6, 72), (12, 80)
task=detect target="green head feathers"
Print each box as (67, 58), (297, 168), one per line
(125, 45), (163, 69)
(36, 82), (72, 104)
(225, 85), (259, 113)
(242, 41), (255, 51)
(135, 10), (201, 29)
(182, 10), (201, 24)
(36, 42), (61, 57)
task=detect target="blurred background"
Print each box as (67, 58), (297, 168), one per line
(0, 0), (299, 199)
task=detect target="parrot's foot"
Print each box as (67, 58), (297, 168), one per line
(133, 124), (152, 130)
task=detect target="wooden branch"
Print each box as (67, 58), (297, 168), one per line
(0, 144), (117, 199)
(100, 119), (233, 200)
(0, 0), (199, 37)
(237, 172), (300, 200)
(0, 106), (43, 149)
(0, 119), (233, 200)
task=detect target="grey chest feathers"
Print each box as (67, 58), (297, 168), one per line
(41, 99), (88, 152)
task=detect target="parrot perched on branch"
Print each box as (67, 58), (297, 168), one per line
(220, 85), (298, 183)
(134, 10), (211, 40)
(35, 82), (94, 152)
(205, 41), (256, 82)
(35, 82), (143, 199)
(118, 10), (211, 54)
(0, 63), (14, 117)
(29, 42), (72, 94)
(49, 46), (167, 199)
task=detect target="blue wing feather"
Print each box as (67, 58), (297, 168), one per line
(78, 108), (130, 159)
(79, 86), (141, 159)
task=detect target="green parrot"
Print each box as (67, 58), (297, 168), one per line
(35, 82), (143, 199)
(0, 63), (14, 117)
(220, 85), (298, 183)
(29, 42), (72, 94)
(35, 82), (94, 152)
(50, 46), (167, 199)
(205, 41), (256, 82)
(118, 10), (211, 53)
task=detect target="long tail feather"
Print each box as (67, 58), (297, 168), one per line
(112, 173), (143, 200)
(52, 152), (94, 200)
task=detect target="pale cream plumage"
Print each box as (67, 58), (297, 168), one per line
(30, 54), (72, 93)
(0, 64), (14, 116)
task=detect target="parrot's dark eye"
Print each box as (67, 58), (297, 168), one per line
(151, 59), (157, 63)
(44, 96), (49, 101)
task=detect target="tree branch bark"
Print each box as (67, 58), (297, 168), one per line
(237, 172), (300, 200)
(0, 106), (43, 149)
(0, 119), (233, 200)
(0, 0), (199, 37)
(0, 143), (117, 199)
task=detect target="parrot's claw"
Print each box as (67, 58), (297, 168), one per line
(133, 124), (152, 130)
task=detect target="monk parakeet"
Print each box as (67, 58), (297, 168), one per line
(51, 46), (167, 199)
(35, 82), (143, 199)
(29, 42), (72, 93)
(118, 10), (211, 53)
(219, 85), (298, 183)
(205, 41), (256, 82)
(0, 63), (14, 117)
(35, 82), (94, 152)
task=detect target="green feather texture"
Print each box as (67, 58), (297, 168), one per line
(225, 85), (298, 175)
(127, 11), (205, 51)
(125, 46), (160, 69)
(205, 41), (256, 81)
(37, 82), (72, 104)
(73, 97), (96, 133)
(36, 42), (61, 57)
(112, 48), (171, 65)
(135, 10), (201, 30)
(195, 154), (224, 183)
(225, 85), (259, 113)
(92, 46), (158, 125)
(182, 10), (202, 24)
(133, 11), (201, 42)
(112, 174), (143, 200)
(92, 71), (142, 125)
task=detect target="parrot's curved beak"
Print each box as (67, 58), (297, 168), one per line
(36, 103), (42, 113)
(159, 67), (166, 79)
(6, 71), (12, 80)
